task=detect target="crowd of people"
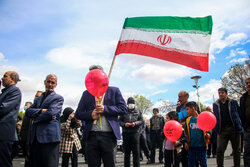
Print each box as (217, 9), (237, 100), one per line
(0, 67), (249, 167)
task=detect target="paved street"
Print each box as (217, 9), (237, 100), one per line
(13, 144), (244, 167)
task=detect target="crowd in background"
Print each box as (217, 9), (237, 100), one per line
(0, 68), (249, 167)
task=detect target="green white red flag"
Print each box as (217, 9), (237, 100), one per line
(115, 16), (213, 72)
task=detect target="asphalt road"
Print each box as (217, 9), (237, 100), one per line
(13, 144), (244, 167)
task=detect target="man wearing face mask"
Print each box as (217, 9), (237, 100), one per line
(119, 97), (143, 167)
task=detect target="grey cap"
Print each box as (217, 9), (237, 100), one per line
(89, 65), (103, 71)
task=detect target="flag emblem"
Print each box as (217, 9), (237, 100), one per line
(157, 34), (172, 46)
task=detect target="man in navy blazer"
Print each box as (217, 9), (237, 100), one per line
(26, 74), (64, 167)
(0, 71), (22, 167)
(75, 65), (127, 167)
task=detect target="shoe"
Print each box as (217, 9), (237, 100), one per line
(147, 161), (155, 164)
(140, 157), (143, 161)
(159, 160), (163, 163)
(207, 155), (211, 158)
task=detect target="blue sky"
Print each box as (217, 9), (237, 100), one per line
(0, 0), (249, 112)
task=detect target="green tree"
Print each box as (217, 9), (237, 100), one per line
(221, 58), (250, 100)
(198, 102), (207, 112)
(18, 110), (25, 119)
(133, 94), (153, 114)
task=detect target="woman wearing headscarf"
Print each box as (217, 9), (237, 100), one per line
(60, 107), (82, 167)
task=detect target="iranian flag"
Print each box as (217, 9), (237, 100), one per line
(115, 16), (213, 72)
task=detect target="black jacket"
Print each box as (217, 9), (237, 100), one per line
(240, 91), (249, 129)
(119, 108), (143, 133)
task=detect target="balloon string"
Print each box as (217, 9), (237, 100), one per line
(93, 98), (97, 124)
(97, 98), (102, 130)
(173, 144), (175, 166)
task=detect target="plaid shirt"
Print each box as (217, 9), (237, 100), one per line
(60, 119), (82, 153)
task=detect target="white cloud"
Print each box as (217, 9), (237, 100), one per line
(153, 100), (171, 108)
(131, 63), (192, 84)
(148, 89), (168, 97)
(225, 33), (248, 46)
(210, 27), (248, 55)
(18, 77), (44, 109)
(122, 92), (136, 101)
(56, 84), (85, 109)
(227, 50), (237, 59)
(45, 45), (112, 70)
(209, 54), (216, 64)
(0, 53), (4, 61)
(18, 76), (43, 93)
(0, 65), (18, 76)
(0, 53), (8, 63)
(228, 58), (248, 64)
(226, 48), (247, 59)
(189, 79), (221, 104)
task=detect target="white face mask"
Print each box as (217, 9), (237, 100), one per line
(128, 104), (135, 110)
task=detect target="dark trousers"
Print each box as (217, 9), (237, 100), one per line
(207, 131), (217, 156)
(139, 134), (150, 160)
(244, 127), (250, 167)
(21, 140), (31, 167)
(188, 147), (207, 167)
(180, 147), (188, 167)
(86, 132), (116, 167)
(0, 141), (13, 167)
(150, 131), (163, 162)
(80, 138), (87, 162)
(11, 141), (19, 159)
(62, 144), (78, 167)
(30, 139), (60, 167)
(164, 149), (179, 167)
(123, 132), (140, 167)
(217, 126), (241, 167)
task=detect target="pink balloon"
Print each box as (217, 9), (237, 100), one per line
(163, 120), (182, 142)
(85, 69), (109, 97)
(197, 111), (217, 131)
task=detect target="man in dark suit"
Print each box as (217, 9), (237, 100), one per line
(75, 65), (127, 167)
(25, 74), (64, 167)
(0, 71), (22, 167)
(240, 77), (250, 167)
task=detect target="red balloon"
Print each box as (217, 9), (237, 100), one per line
(163, 120), (182, 142)
(85, 69), (109, 97)
(197, 111), (217, 131)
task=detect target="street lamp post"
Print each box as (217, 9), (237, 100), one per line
(191, 75), (201, 111)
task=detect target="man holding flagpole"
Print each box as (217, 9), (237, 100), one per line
(75, 65), (127, 167)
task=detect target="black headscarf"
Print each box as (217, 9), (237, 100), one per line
(61, 107), (77, 128)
